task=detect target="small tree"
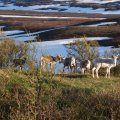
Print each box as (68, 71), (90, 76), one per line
(0, 29), (37, 70)
(0, 40), (30, 68)
(66, 37), (99, 61)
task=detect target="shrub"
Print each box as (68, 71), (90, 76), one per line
(0, 38), (37, 71)
(0, 39), (29, 68)
(112, 64), (120, 77)
(66, 37), (99, 61)
(98, 65), (120, 77)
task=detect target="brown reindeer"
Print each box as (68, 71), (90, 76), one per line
(40, 54), (60, 72)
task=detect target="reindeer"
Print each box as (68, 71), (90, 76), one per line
(40, 54), (61, 72)
(13, 57), (27, 70)
(59, 56), (77, 73)
(80, 60), (91, 74)
(92, 55), (119, 78)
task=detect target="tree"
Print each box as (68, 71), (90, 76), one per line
(66, 37), (99, 61)
(0, 40), (29, 68)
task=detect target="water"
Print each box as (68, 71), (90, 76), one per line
(80, 22), (117, 27)
(0, 2), (120, 14)
(4, 30), (24, 36)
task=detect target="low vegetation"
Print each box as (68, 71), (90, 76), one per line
(0, 69), (120, 120)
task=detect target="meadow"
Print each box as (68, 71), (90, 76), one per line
(0, 68), (120, 120)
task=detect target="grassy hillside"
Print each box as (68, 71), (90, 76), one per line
(0, 69), (120, 120)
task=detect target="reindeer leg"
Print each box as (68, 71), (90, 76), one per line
(51, 64), (54, 74)
(50, 64), (52, 73)
(67, 66), (69, 72)
(96, 67), (100, 79)
(40, 60), (43, 70)
(108, 68), (111, 79)
(42, 61), (44, 71)
(73, 66), (76, 73)
(42, 62), (44, 71)
(69, 66), (72, 73)
(20, 65), (22, 71)
(81, 68), (85, 75)
(52, 64), (55, 74)
(45, 63), (48, 72)
(73, 63), (76, 73)
(92, 67), (96, 78)
(106, 68), (109, 78)
(63, 66), (65, 73)
(75, 65), (77, 73)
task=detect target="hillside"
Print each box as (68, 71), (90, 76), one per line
(0, 69), (120, 119)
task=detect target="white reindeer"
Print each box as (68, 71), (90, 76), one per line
(92, 55), (118, 78)
(80, 60), (91, 74)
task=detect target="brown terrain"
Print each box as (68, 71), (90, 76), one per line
(0, 10), (120, 47)
(0, 10), (101, 30)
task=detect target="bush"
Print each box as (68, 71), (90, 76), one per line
(98, 65), (120, 77)
(0, 69), (36, 120)
(112, 64), (120, 77)
(0, 38), (37, 71)
(0, 40), (29, 68)
(0, 40), (16, 67)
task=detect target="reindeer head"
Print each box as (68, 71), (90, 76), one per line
(112, 55), (119, 60)
(56, 55), (62, 63)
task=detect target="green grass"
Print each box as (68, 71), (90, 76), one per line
(53, 74), (120, 92)
(0, 69), (120, 120)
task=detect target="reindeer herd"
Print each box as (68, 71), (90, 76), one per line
(40, 54), (119, 78)
(12, 53), (119, 79)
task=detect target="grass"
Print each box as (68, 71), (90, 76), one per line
(53, 72), (120, 89)
(0, 69), (120, 120)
